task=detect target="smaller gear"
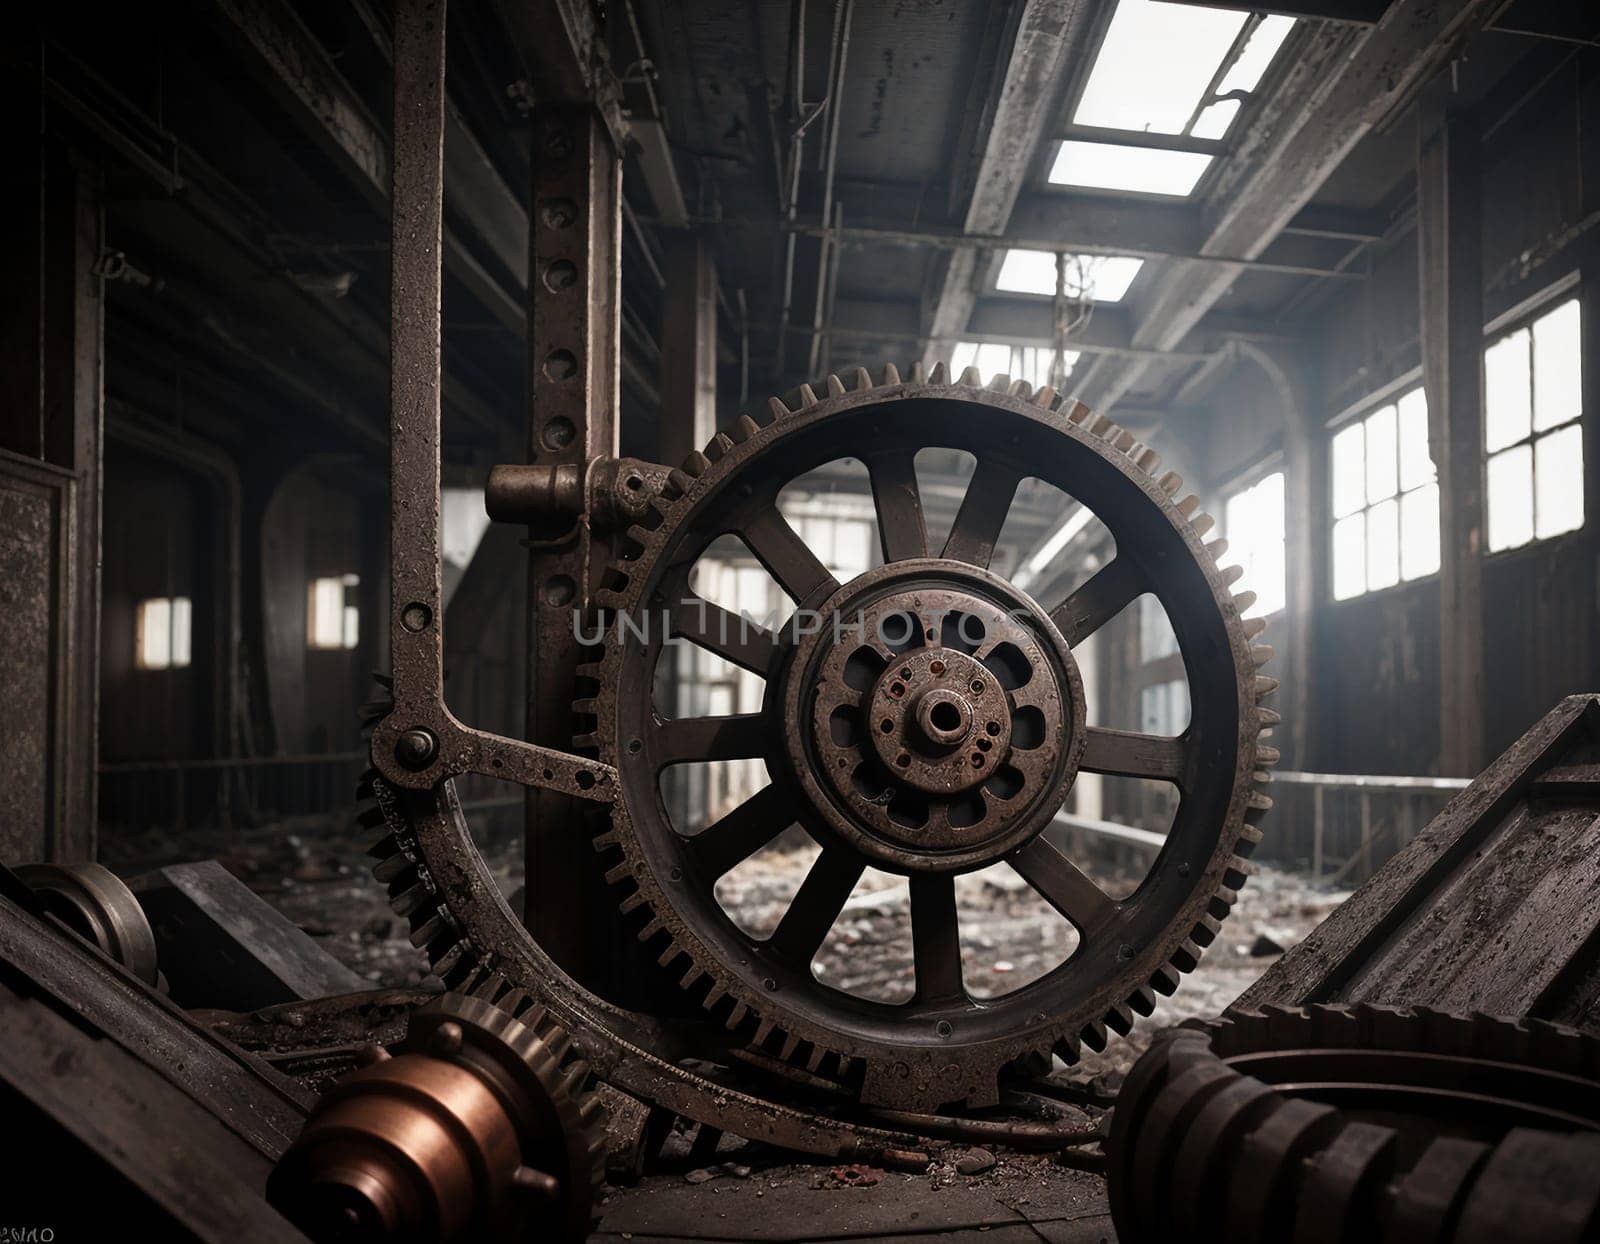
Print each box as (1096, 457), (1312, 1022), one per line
(1107, 1004), (1600, 1244)
(268, 977), (605, 1242)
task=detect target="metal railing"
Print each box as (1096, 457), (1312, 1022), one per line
(1049, 770), (1473, 889)
(1267, 770), (1470, 885)
(98, 752), (367, 834)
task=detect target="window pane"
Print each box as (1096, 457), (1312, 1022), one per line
(1484, 328), (1532, 453)
(171, 597), (193, 669)
(1396, 388), (1434, 491)
(308, 577), (347, 649)
(1073, 0), (1247, 134)
(1191, 98), (1240, 140)
(1331, 422), (1365, 517)
(1217, 15), (1296, 94)
(1332, 512), (1365, 600)
(1139, 594), (1178, 662)
(1049, 140), (1213, 197)
(1532, 298), (1582, 433)
(996, 250), (1144, 302)
(1534, 424), (1584, 539)
(1366, 497), (1400, 592)
(1364, 404), (1397, 502)
(1486, 444), (1534, 551)
(1226, 472), (1284, 615)
(1399, 482), (1440, 580)
(136, 598), (172, 670)
(342, 604), (360, 650)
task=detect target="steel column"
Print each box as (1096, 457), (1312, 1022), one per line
(1417, 101), (1485, 776)
(658, 230), (718, 465)
(523, 103), (624, 983)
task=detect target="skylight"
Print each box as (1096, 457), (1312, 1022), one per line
(995, 249), (1144, 302)
(1048, 141), (1212, 197)
(1073, 0), (1248, 135)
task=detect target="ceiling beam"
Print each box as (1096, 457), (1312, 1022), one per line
(207, 0), (526, 329)
(792, 194), (1371, 279)
(923, 0), (1099, 358)
(1078, 0), (1504, 413)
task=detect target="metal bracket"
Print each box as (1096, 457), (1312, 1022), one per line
(372, 0), (615, 803)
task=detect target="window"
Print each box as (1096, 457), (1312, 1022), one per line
(135, 597), (192, 670)
(1222, 472), (1285, 616)
(1485, 298), (1584, 551)
(1138, 595), (1177, 662)
(995, 249), (1143, 302)
(1049, 142), (1212, 198)
(1140, 679), (1190, 736)
(950, 341), (1078, 389)
(308, 574), (360, 650)
(1330, 387), (1439, 600)
(1052, 3), (1296, 197)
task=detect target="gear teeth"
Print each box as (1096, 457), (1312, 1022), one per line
(726, 1001), (751, 1030)
(1255, 675), (1280, 699)
(1066, 401), (1092, 426)
(908, 360), (925, 382)
(1207, 538), (1229, 560)
(1033, 385), (1057, 408)
(826, 373), (846, 397)
(1133, 446), (1160, 473)
(1220, 564), (1244, 587)
(1151, 964), (1182, 995)
(682, 450), (711, 477)
(1233, 589), (1258, 613)
(1112, 429), (1137, 453)
(779, 1033), (802, 1061)
(1257, 706), (1282, 726)
(1089, 414), (1116, 438)
(1250, 644), (1274, 666)
(987, 372), (1011, 392)
(1158, 470), (1182, 494)
(1256, 744), (1281, 766)
(666, 467), (693, 497)
(929, 361), (949, 384)
(797, 383), (819, 407)
(1242, 616), (1266, 639)
(709, 432), (735, 459)
(959, 365), (982, 386)
(851, 366), (874, 391)
(1007, 378), (1032, 398)
(768, 396), (790, 420)
(881, 362), (901, 385)
(1248, 790), (1274, 813)
(753, 1018), (777, 1047)
(733, 414), (761, 442)
(1176, 495), (1199, 517)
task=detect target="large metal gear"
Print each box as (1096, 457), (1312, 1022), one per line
(579, 364), (1277, 1110)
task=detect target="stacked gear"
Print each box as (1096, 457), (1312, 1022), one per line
(1106, 1004), (1600, 1243)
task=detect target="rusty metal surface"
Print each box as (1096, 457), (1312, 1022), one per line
(585, 369), (1276, 1110)
(15, 860), (158, 985)
(1234, 694), (1600, 1027)
(268, 982), (605, 1243)
(0, 864), (314, 1159)
(368, 0), (616, 807)
(1106, 1005), (1600, 1244)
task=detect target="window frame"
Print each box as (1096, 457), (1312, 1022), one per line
(1481, 292), (1586, 555)
(1326, 377), (1440, 602)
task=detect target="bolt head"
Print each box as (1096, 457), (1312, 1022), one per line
(395, 728), (439, 770)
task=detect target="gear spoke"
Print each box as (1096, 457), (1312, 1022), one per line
(941, 457), (1022, 568)
(671, 594), (779, 676)
(743, 506), (839, 603)
(865, 449), (928, 563)
(909, 873), (965, 1004)
(1081, 727), (1190, 787)
(1009, 836), (1117, 939)
(766, 848), (864, 968)
(1048, 557), (1142, 646)
(684, 786), (793, 880)
(652, 714), (767, 768)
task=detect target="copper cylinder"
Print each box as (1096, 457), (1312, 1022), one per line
(267, 1052), (523, 1242)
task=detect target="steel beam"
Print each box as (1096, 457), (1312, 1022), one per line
(1077, 0), (1503, 413)
(923, 0), (1097, 359)
(658, 231), (718, 463)
(1417, 100), (1485, 776)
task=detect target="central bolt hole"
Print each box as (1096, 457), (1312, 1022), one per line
(930, 701), (962, 733)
